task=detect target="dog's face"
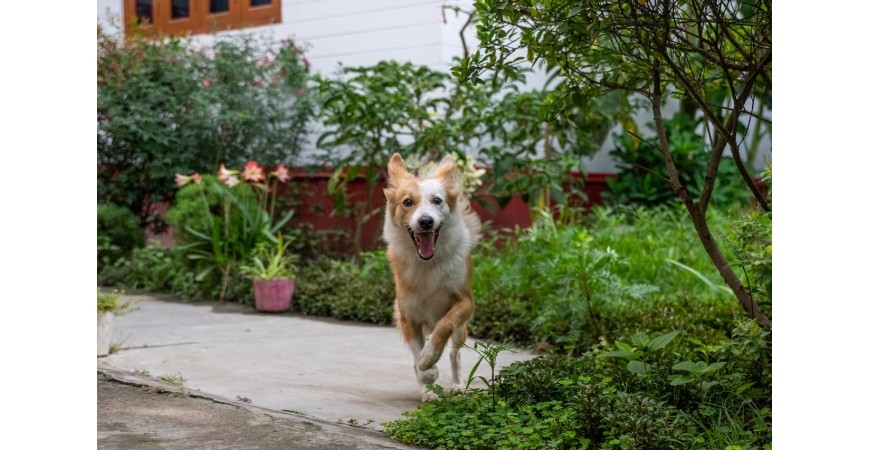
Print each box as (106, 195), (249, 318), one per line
(385, 153), (459, 260)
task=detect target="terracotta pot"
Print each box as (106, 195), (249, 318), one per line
(97, 311), (114, 356)
(253, 278), (295, 312)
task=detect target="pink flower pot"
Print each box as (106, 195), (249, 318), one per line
(253, 278), (295, 312)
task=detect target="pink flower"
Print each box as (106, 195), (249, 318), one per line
(224, 175), (239, 188)
(272, 164), (291, 183)
(202, 80), (211, 87)
(175, 172), (202, 187)
(175, 173), (191, 187)
(303, 57), (311, 68)
(296, 88), (304, 95)
(242, 161), (265, 182)
(218, 164), (231, 183)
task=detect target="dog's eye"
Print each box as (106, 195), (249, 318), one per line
(402, 198), (413, 207)
(432, 197), (443, 205)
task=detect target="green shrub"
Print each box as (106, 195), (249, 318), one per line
(726, 208), (772, 319)
(98, 27), (313, 229)
(293, 251), (394, 324)
(97, 245), (251, 303)
(385, 325), (771, 450)
(471, 205), (737, 349)
(604, 113), (751, 208)
(97, 203), (145, 270)
(168, 171), (291, 302)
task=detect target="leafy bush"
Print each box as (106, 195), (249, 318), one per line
(293, 251), (394, 324)
(385, 324), (771, 450)
(726, 208), (772, 319)
(168, 166), (296, 302)
(98, 27), (313, 229)
(471, 206), (738, 348)
(98, 245), (251, 303)
(97, 203), (145, 270)
(604, 113), (751, 208)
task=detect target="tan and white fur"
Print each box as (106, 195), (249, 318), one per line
(383, 153), (481, 402)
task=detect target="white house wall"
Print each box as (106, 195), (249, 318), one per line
(97, 1), (770, 174)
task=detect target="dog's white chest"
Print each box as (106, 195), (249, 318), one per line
(401, 255), (467, 326)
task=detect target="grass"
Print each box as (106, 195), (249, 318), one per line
(157, 372), (186, 386)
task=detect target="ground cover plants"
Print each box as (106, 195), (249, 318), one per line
(384, 320), (771, 449)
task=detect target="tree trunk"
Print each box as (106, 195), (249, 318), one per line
(651, 62), (771, 328)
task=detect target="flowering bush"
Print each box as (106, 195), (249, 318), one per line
(98, 26), (313, 229)
(169, 161), (295, 301)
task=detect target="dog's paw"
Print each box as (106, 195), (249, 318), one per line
(416, 365), (439, 385)
(446, 384), (466, 395)
(421, 391), (440, 403)
(418, 342), (442, 370)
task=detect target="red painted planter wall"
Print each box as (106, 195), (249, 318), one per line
(279, 170), (613, 252)
(146, 168), (614, 253)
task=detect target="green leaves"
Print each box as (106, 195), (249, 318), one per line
(650, 330), (680, 351)
(98, 30), (313, 227)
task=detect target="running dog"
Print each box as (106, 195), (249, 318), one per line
(382, 153), (481, 402)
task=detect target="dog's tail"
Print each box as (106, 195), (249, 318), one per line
(460, 196), (482, 249)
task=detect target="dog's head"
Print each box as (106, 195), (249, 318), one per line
(384, 153), (460, 261)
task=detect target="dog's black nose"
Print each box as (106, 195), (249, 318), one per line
(419, 215), (434, 230)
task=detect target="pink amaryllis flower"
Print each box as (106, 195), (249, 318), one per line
(242, 161), (265, 182)
(224, 174), (240, 188)
(175, 173), (202, 187)
(175, 173), (191, 187)
(272, 164), (291, 183)
(202, 80), (211, 87)
(218, 164), (239, 185)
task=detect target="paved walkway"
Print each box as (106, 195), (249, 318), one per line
(98, 295), (537, 437)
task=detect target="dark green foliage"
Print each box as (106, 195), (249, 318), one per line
(97, 203), (145, 270)
(293, 252), (394, 324)
(385, 324), (771, 450)
(604, 114), (750, 207)
(98, 27), (313, 228)
(97, 245), (251, 303)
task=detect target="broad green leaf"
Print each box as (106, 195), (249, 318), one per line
(669, 375), (694, 386)
(626, 360), (648, 376)
(649, 330), (680, 351)
(672, 361), (696, 372)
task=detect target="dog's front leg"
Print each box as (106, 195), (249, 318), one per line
(419, 292), (474, 372)
(399, 314), (440, 401)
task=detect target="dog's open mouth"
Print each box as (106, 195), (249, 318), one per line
(407, 225), (441, 260)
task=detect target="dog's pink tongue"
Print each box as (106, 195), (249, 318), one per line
(417, 232), (435, 259)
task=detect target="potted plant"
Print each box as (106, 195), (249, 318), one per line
(241, 234), (299, 312)
(97, 289), (139, 356)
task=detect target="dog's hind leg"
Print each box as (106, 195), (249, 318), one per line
(399, 315), (440, 401)
(447, 324), (468, 394)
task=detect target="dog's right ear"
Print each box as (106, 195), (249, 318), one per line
(387, 153), (409, 187)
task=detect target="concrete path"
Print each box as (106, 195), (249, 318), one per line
(98, 295), (537, 432)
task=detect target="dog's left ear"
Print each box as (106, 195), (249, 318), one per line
(387, 153), (409, 188)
